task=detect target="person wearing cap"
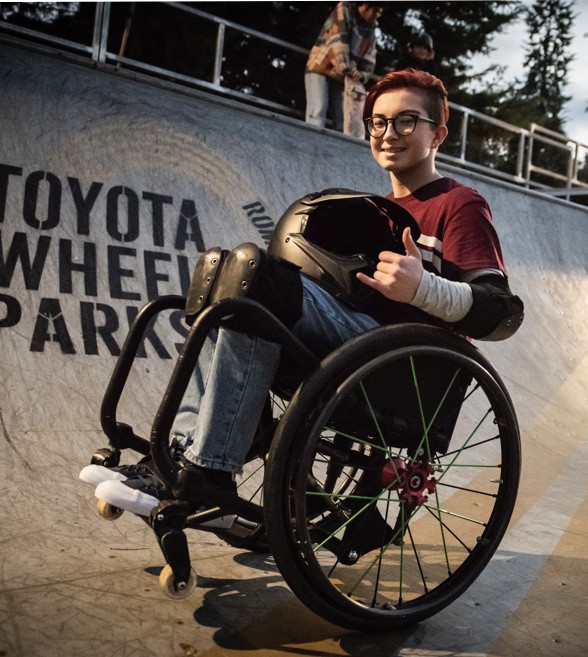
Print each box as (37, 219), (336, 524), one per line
(391, 31), (436, 74)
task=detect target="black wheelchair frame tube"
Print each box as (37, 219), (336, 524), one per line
(100, 295), (185, 455)
(149, 297), (320, 487)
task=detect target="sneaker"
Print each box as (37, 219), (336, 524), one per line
(79, 461), (153, 487)
(95, 470), (168, 517)
(81, 437), (189, 488)
(94, 462), (236, 528)
(173, 459), (237, 503)
(170, 459), (238, 528)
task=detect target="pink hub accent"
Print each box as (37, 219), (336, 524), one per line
(380, 457), (437, 506)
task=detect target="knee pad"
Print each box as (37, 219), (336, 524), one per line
(210, 242), (261, 303)
(211, 242), (303, 329)
(184, 247), (228, 325)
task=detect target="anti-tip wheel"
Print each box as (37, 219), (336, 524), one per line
(159, 564), (197, 599)
(96, 498), (124, 520)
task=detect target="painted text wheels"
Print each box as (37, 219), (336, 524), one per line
(264, 324), (521, 633)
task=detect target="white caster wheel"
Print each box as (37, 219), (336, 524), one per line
(96, 499), (124, 520)
(159, 564), (197, 599)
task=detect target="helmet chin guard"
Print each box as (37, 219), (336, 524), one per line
(268, 188), (420, 308)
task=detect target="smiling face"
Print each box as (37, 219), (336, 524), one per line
(369, 87), (448, 192)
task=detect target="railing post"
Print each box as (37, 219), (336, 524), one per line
(572, 142), (580, 183)
(91, 1), (110, 64)
(525, 124), (535, 189)
(91, 2), (103, 62)
(515, 132), (526, 182)
(459, 109), (468, 162)
(565, 143), (574, 199)
(213, 22), (225, 86)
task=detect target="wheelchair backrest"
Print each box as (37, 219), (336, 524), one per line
(330, 353), (472, 456)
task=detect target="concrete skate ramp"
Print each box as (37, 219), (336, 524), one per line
(1, 44), (587, 657)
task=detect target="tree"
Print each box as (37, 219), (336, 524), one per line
(0, 1), (95, 44)
(373, 1), (522, 100)
(447, 0), (577, 182)
(521, 0), (575, 130)
(515, 0), (576, 185)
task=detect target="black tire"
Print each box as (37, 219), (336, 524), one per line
(264, 324), (520, 632)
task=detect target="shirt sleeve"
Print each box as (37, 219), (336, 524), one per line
(441, 196), (506, 280)
(410, 269), (473, 322)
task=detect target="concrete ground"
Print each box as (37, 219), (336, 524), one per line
(1, 415), (587, 657)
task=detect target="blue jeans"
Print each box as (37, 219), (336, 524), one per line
(172, 277), (379, 474)
(305, 72), (344, 132)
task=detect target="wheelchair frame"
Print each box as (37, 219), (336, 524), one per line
(90, 293), (521, 633)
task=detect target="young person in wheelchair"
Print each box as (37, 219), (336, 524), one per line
(82, 69), (523, 522)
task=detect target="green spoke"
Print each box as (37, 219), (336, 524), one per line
(310, 484), (403, 556)
(343, 502), (420, 599)
(398, 502), (407, 605)
(435, 409), (493, 484)
(435, 463), (501, 468)
(359, 380), (389, 451)
(312, 498), (381, 553)
(436, 481), (498, 498)
(306, 490), (382, 503)
(371, 494), (394, 607)
(430, 485), (452, 574)
(423, 503), (488, 527)
(406, 523), (429, 596)
(409, 356), (462, 462)
(441, 433), (501, 459)
(424, 505), (474, 553)
(322, 428), (393, 456)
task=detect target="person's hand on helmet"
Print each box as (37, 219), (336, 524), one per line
(356, 227), (423, 303)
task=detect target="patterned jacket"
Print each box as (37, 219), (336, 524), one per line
(306, 2), (378, 83)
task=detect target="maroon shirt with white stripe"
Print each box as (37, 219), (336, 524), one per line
(362, 177), (506, 326)
(390, 177), (506, 282)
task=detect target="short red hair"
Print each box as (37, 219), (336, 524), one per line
(363, 68), (449, 125)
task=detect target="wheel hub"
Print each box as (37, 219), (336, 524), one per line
(380, 457), (437, 506)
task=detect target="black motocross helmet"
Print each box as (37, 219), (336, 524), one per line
(268, 188), (420, 309)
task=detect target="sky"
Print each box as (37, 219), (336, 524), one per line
(470, 0), (588, 146)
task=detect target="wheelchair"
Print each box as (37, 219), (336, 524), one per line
(88, 286), (521, 633)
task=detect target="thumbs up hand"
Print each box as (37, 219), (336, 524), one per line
(356, 227), (423, 304)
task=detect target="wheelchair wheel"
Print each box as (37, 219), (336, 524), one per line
(213, 391), (288, 552)
(264, 324), (521, 633)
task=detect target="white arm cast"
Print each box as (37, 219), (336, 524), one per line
(409, 269), (503, 323)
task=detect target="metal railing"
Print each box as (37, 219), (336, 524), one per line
(1, 1), (586, 204)
(525, 124), (588, 199)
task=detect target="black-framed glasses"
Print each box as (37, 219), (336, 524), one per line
(364, 113), (438, 138)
